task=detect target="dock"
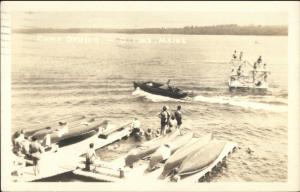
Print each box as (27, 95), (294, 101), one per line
(73, 141), (238, 183)
(12, 125), (132, 182)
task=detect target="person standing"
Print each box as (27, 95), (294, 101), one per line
(232, 50), (237, 59)
(174, 105), (183, 134)
(29, 136), (44, 176)
(159, 106), (169, 136)
(85, 143), (101, 171)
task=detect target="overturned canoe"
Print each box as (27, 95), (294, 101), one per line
(125, 130), (180, 167)
(178, 139), (226, 176)
(160, 133), (212, 178)
(23, 115), (86, 136)
(30, 118), (98, 140)
(148, 132), (194, 170)
(32, 120), (108, 144)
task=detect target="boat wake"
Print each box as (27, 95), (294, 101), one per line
(132, 88), (190, 103)
(193, 95), (287, 112)
(132, 88), (287, 113)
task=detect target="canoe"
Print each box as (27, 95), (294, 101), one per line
(98, 121), (131, 139)
(32, 120), (108, 144)
(125, 130), (180, 167)
(148, 132), (193, 170)
(133, 81), (188, 99)
(23, 115), (86, 136)
(178, 139), (226, 176)
(160, 133), (212, 177)
(30, 118), (103, 140)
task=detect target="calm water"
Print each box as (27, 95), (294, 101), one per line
(11, 33), (288, 182)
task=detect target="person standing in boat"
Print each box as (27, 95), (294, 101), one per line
(239, 51), (243, 60)
(256, 56), (262, 69)
(232, 50), (237, 59)
(159, 106), (169, 136)
(174, 105), (183, 134)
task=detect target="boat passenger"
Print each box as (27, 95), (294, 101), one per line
(29, 136), (44, 176)
(57, 122), (69, 137)
(237, 65), (242, 78)
(131, 117), (142, 141)
(85, 143), (100, 171)
(232, 50), (237, 59)
(42, 133), (52, 150)
(145, 128), (153, 141)
(159, 106), (169, 136)
(160, 79), (171, 89)
(239, 51), (243, 60)
(174, 105), (183, 133)
(257, 56), (262, 66)
(154, 129), (161, 137)
(13, 130), (26, 156)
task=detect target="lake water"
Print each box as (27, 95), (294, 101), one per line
(11, 33), (288, 182)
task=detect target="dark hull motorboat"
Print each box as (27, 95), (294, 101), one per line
(133, 81), (188, 99)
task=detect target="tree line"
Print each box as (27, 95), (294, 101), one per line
(14, 24), (287, 36)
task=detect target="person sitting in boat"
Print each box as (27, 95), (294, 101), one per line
(256, 56), (262, 65)
(13, 130), (26, 156)
(146, 82), (153, 87)
(145, 128), (153, 141)
(160, 79), (171, 90)
(131, 117), (143, 141)
(159, 106), (170, 136)
(237, 65), (242, 78)
(41, 133), (52, 151)
(85, 143), (101, 171)
(56, 122), (69, 137)
(239, 51), (243, 60)
(154, 129), (161, 137)
(232, 50), (237, 59)
(29, 136), (45, 176)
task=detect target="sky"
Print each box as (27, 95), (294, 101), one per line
(5, 1), (290, 29)
(11, 11), (288, 29)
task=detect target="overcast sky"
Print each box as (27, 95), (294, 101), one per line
(11, 11), (288, 29)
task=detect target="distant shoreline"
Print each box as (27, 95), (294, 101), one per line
(13, 24), (288, 36)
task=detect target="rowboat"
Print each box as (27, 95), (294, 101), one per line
(125, 130), (180, 167)
(133, 81), (188, 99)
(160, 133), (212, 178)
(148, 132), (193, 170)
(178, 139), (226, 176)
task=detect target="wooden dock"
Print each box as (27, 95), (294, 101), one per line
(73, 140), (238, 183)
(12, 126), (132, 182)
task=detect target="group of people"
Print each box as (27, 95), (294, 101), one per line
(12, 130), (46, 176)
(128, 105), (183, 142)
(231, 50), (269, 84)
(232, 50), (244, 61)
(85, 105), (184, 171)
(12, 122), (69, 176)
(159, 105), (183, 136)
